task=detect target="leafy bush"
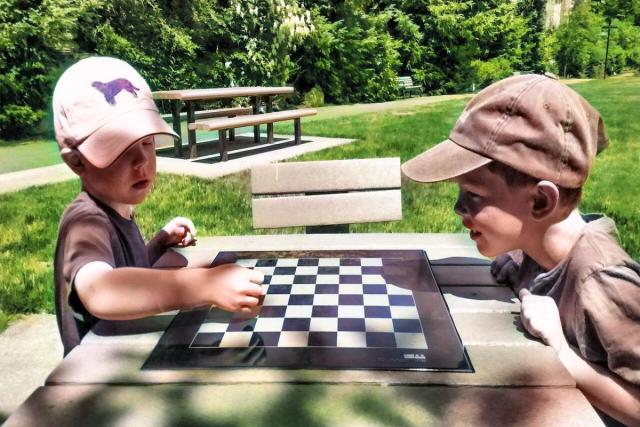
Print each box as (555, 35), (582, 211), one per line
(304, 86), (325, 107)
(0, 105), (44, 139)
(468, 57), (514, 90)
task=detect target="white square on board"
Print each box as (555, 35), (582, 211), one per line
(197, 321), (229, 334)
(279, 331), (309, 347)
(310, 317), (338, 332)
(316, 274), (339, 285)
(339, 266), (361, 275)
(313, 294), (339, 306)
(360, 258), (383, 266)
(365, 318), (394, 332)
(338, 284), (363, 294)
(363, 294), (389, 306)
(290, 284), (316, 295)
(263, 294), (290, 306)
(337, 331), (367, 347)
(219, 332), (252, 347)
(395, 332), (428, 349)
(362, 275), (386, 284)
(285, 305), (313, 318)
(295, 266), (318, 275)
(386, 284), (413, 295)
(277, 258), (299, 267)
(338, 305), (365, 318)
(390, 306), (420, 319)
(269, 274), (295, 285)
(254, 317), (285, 332)
(318, 258), (341, 266)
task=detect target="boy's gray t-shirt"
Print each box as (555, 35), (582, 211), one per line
(54, 191), (150, 355)
(518, 217), (640, 385)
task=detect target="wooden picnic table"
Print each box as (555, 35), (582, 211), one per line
(4, 233), (603, 426)
(153, 87), (295, 159)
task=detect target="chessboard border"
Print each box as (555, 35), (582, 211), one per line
(143, 249), (472, 372)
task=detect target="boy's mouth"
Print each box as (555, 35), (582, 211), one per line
(470, 229), (481, 240)
(132, 179), (150, 190)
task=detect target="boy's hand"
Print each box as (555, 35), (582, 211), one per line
(162, 217), (197, 248)
(491, 253), (519, 286)
(519, 289), (567, 353)
(207, 264), (265, 314)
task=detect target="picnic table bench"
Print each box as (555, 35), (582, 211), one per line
(153, 86), (303, 160)
(397, 76), (423, 97)
(190, 108), (317, 161)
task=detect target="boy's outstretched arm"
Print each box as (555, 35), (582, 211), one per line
(74, 262), (264, 319)
(519, 289), (640, 425)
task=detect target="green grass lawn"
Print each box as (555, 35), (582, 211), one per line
(1, 75), (639, 324)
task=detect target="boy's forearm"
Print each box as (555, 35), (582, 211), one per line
(558, 343), (640, 425)
(146, 232), (168, 266)
(78, 266), (207, 320)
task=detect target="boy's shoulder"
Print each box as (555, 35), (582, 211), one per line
(571, 216), (639, 280)
(59, 191), (112, 231)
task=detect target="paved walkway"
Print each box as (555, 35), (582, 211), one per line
(0, 134), (354, 194)
(0, 315), (62, 422)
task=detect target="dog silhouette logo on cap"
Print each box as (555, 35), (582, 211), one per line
(92, 78), (140, 105)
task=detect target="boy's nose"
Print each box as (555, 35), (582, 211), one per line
(131, 143), (150, 167)
(454, 196), (467, 216)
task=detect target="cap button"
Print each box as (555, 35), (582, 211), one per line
(544, 72), (559, 80)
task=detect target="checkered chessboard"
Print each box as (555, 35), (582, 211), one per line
(191, 257), (428, 349)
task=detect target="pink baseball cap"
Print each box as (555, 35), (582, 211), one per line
(402, 74), (608, 188)
(52, 56), (178, 168)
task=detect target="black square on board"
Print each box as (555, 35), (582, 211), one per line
(308, 332), (337, 346)
(365, 306), (392, 318)
(312, 306), (339, 317)
(297, 258), (319, 266)
(267, 285), (292, 294)
(338, 318), (366, 331)
(192, 332), (224, 347)
(338, 294), (364, 305)
(293, 275), (316, 284)
(389, 295), (414, 306)
(289, 294), (314, 305)
(363, 284), (387, 294)
(283, 318), (311, 331)
(318, 266), (340, 275)
(260, 306), (287, 317)
(256, 259), (278, 267)
(393, 319), (423, 333)
(366, 332), (397, 348)
(315, 284), (339, 294)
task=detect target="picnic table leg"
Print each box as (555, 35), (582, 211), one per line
(226, 99), (235, 141)
(186, 101), (197, 159)
(170, 100), (183, 158)
(252, 96), (261, 144)
(266, 96), (274, 144)
(294, 118), (301, 145)
(218, 130), (228, 162)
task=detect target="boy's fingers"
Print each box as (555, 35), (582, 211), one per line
(519, 288), (531, 300)
(244, 283), (264, 297)
(242, 295), (260, 307)
(248, 269), (265, 284)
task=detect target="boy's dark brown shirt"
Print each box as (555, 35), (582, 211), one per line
(54, 191), (150, 355)
(518, 217), (640, 385)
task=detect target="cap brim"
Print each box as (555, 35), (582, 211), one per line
(401, 139), (492, 183)
(78, 108), (178, 168)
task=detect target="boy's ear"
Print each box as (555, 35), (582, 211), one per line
(531, 180), (560, 220)
(60, 147), (86, 175)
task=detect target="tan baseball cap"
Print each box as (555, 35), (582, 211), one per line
(401, 74), (608, 188)
(52, 56), (178, 168)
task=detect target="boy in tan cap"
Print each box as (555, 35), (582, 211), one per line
(402, 74), (639, 424)
(52, 57), (263, 356)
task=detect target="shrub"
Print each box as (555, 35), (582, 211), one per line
(304, 86), (325, 107)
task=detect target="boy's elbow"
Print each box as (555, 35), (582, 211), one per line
(74, 261), (118, 319)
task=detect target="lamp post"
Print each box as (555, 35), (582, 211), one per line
(602, 16), (616, 79)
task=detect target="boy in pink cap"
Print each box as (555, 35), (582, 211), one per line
(52, 57), (263, 356)
(402, 74), (639, 424)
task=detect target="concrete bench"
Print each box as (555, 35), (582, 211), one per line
(397, 76), (422, 97)
(190, 108), (317, 161)
(251, 157), (402, 233)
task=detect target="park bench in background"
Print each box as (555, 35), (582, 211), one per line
(190, 108), (317, 161)
(397, 76), (423, 98)
(251, 157), (402, 233)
